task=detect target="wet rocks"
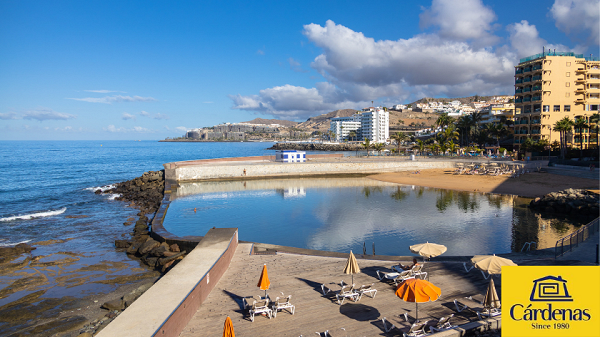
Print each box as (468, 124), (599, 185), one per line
(268, 142), (362, 151)
(106, 170), (165, 215)
(0, 243), (36, 263)
(529, 188), (599, 219)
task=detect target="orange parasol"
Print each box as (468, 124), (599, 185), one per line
(395, 278), (441, 321)
(223, 316), (235, 337)
(257, 264), (271, 299)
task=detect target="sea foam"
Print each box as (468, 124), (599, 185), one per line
(0, 239), (32, 247)
(0, 207), (67, 222)
(84, 184), (116, 193)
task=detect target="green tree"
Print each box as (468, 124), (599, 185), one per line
(349, 130), (357, 142)
(361, 138), (372, 156)
(553, 117), (574, 159)
(590, 113), (599, 148)
(572, 117), (589, 159)
(412, 139), (425, 155)
(435, 113), (455, 129)
(485, 123), (507, 147)
(390, 132), (408, 154)
(456, 115), (473, 146)
(373, 142), (385, 155)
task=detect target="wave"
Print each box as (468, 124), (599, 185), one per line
(84, 184), (116, 193)
(0, 239), (32, 247)
(107, 194), (121, 200)
(0, 207), (67, 222)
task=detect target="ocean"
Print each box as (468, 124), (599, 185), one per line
(0, 140), (277, 334)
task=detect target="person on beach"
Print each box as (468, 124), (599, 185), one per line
(398, 258), (418, 271)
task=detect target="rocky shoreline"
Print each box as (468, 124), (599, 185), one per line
(529, 188), (599, 221)
(268, 142), (362, 151)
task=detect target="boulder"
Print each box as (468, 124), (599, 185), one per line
(169, 244), (180, 252)
(138, 239), (160, 255)
(126, 241), (143, 255)
(101, 299), (124, 311)
(114, 240), (131, 249)
(0, 243), (36, 258)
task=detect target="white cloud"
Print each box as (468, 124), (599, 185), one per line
(507, 20), (572, 60)
(551, 0), (599, 47)
(419, 0), (498, 47)
(175, 126), (187, 133)
(104, 125), (154, 133)
(139, 111), (150, 116)
(84, 90), (126, 93)
(122, 113), (136, 120)
(1, 108), (76, 121)
(153, 113), (169, 120)
(67, 95), (157, 104)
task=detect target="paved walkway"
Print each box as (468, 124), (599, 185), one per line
(556, 229), (600, 265)
(543, 165), (599, 180)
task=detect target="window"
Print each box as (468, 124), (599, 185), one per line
(564, 105), (571, 112)
(566, 92), (570, 97)
(566, 62), (571, 66)
(543, 105), (550, 112)
(566, 82), (570, 87)
(566, 72), (570, 77)
(554, 105), (561, 112)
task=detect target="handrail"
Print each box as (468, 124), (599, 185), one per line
(521, 241), (537, 252)
(555, 217), (599, 259)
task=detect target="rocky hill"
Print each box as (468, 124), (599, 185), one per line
(241, 118), (298, 128)
(296, 109), (359, 131)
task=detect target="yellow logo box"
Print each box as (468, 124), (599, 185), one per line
(503, 266), (600, 337)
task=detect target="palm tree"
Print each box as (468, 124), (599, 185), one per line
(553, 117), (574, 159)
(485, 123), (507, 147)
(590, 113), (600, 148)
(435, 113), (455, 130)
(447, 140), (458, 156)
(361, 138), (372, 156)
(390, 132), (407, 154)
(373, 142), (385, 155)
(439, 126), (459, 144)
(572, 117), (589, 159)
(456, 115), (473, 146)
(349, 130), (357, 142)
(412, 139), (425, 155)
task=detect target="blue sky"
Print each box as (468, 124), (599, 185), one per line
(1, 0), (598, 140)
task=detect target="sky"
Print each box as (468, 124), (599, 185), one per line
(1, 0), (598, 140)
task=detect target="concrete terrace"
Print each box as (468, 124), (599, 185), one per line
(180, 243), (558, 337)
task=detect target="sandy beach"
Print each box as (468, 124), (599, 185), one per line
(368, 169), (598, 198)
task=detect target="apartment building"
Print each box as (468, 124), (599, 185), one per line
(329, 107), (389, 143)
(514, 51), (600, 149)
(329, 114), (362, 142)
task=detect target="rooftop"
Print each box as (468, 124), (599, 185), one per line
(519, 51), (600, 64)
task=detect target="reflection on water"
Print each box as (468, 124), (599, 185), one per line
(163, 177), (584, 256)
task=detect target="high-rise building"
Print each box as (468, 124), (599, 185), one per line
(514, 51), (599, 149)
(329, 108), (389, 143)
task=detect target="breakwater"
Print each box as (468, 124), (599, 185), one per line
(268, 142), (362, 151)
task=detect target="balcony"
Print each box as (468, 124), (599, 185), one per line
(514, 139), (521, 144)
(531, 120), (541, 124)
(524, 67), (532, 73)
(523, 87), (531, 92)
(515, 88), (523, 94)
(533, 64), (542, 71)
(523, 77), (532, 83)
(520, 120), (529, 124)
(532, 95), (542, 101)
(515, 78), (523, 84)
(515, 98), (523, 103)
(532, 85), (542, 91)
(575, 68), (586, 74)
(531, 130), (540, 134)
(575, 77), (586, 83)
(523, 97), (532, 102)
(515, 68), (523, 75)
(519, 130), (528, 134)
(532, 75), (542, 81)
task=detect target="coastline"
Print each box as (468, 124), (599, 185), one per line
(368, 169), (598, 198)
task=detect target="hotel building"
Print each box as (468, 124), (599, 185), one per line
(329, 108), (389, 143)
(513, 51), (600, 149)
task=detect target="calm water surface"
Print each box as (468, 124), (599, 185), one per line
(163, 178), (582, 256)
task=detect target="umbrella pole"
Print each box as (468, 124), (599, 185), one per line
(416, 302), (418, 322)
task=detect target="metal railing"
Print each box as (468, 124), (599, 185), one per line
(555, 217), (599, 259)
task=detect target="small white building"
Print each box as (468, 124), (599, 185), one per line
(330, 114), (362, 142)
(275, 150), (306, 163)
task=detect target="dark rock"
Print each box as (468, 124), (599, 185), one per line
(0, 243), (36, 258)
(101, 299), (124, 311)
(126, 241), (143, 255)
(170, 244), (180, 252)
(138, 239), (160, 255)
(114, 240), (131, 249)
(141, 255), (158, 267)
(158, 251), (186, 266)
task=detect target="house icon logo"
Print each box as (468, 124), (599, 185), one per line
(530, 275), (573, 302)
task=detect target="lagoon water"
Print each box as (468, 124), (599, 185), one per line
(164, 177), (581, 256)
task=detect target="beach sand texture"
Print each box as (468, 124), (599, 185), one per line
(368, 169), (598, 198)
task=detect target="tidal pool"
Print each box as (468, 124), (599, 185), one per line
(163, 177), (581, 256)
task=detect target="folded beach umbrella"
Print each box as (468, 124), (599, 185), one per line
(223, 316), (235, 337)
(409, 242), (447, 260)
(343, 250), (361, 285)
(257, 264), (271, 299)
(471, 254), (517, 275)
(395, 278), (441, 321)
(483, 278), (501, 315)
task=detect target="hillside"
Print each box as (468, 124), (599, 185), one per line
(241, 118), (298, 128)
(296, 109), (358, 131)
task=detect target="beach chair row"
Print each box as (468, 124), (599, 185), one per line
(242, 294), (295, 322)
(453, 162), (527, 177)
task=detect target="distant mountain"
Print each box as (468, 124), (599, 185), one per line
(241, 118), (298, 127)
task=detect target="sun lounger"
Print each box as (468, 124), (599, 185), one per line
(403, 320), (430, 337)
(454, 296), (500, 319)
(429, 314), (456, 333)
(410, 264), (427, 280)
(272, 295), (295, 317)
(336, 285), (359, 305)
(355, 283), (377, 300)
(381, 317), (399, 333)
(249, 298), (272, 322)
